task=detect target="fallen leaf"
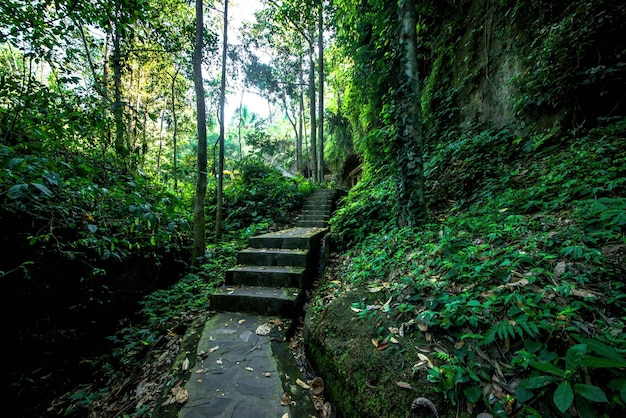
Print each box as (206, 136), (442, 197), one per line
(371, 338), (379, 348)
(571, 288), (598, 299)
(309, 376), (324, 395)
(390, 337), (399, 344)
(181, 357), (189, 371)
(322, 401), (332, 418)
(256, 323), (271, 335)
(281, 414), (289, 418)
(351, 307), (362, 313)
(245, 366), (253, 372)
(171, 383), (189, 405)
(376, 342), (390, 351)
(417, 319), (429, 332)
(417, 353), (434, 368)
(208, 345), (219, 353)
(238, 319), (246, 324)
(396, 381), (413, 389)
(296, 378), (310, 389)
(280, 394), (292, 406)
(264, 372), (271, 377)
(554, 261), (567, 277)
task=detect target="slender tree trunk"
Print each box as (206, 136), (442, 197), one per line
(112, 12), (125, 158)
(237, 89), (244, 160)
(397, 0), (426, 225)
(308, 40), (317, 182)
(171, 69), (180, 190)
(297, 54), (304, 174)
(216, 0), (228, 240)
(157, 105), (165, 173)
(191, 0), (208, 265)
(317, 1), (324, 182)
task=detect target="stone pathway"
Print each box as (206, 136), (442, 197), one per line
(179, 189), (338, 418)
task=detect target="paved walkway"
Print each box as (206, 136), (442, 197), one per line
(178, 313), (318, 418)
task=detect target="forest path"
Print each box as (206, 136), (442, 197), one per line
(176, 189), (338, 417)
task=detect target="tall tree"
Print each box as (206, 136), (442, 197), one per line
(317, 0), (325, 182)
(215, 0), (228, 240)
(396, 0), (426, 224)
(191, 0), (208, 265)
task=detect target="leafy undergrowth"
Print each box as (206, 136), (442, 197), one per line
(317, 121), (626, 417)
(45, 162), (316, 417)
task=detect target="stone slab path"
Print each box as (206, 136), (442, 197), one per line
(178, 189), (339, 417)
(178, 313), (315, 418)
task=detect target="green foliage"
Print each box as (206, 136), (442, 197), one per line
(516, 339), (625, 414)
(219, 157), (314, 233)
(330, 121), (626, 414)
(515, 2), (626, 121)
(330, 168), (396, 249)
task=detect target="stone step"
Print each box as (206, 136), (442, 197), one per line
(300, 211), (331, 219)
(248, 227), (326, 250)
(237, 248), (309, 267)
(297, 214), (330, 221)
(296, 220), (329, 228)
(210, 286), (302, 316)
(226, 265), (306, 288)
(303, 201), (332, 208)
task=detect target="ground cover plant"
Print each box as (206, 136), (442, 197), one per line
(45, 160), (315, 417)
(318, 120), (626, 417)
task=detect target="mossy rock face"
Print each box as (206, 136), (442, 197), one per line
(304, 289), (457, 418)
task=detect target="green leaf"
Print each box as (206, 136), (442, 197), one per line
(463, 385), (482, 403)
(529, 359), (564, 377)
(524, 340), (543, 354)
(553, 381), (574, 413)
(565, 344), (587, 372)
(574, 384), (608, 403)
(519, 375), (558, 390)
(578, 338), (626, 366)
(31, 182), (52, 196)
(8, 183), (29, 199)
(583, 356), (626, 369)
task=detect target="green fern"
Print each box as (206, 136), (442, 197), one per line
(480, 316), (539, 346)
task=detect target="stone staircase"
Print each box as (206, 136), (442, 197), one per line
(210, 188), (337, 317)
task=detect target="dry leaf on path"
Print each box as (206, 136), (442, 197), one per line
(181, 357), (189, 371)
(280, 394), (292, 406)
(396, 381), (413, 389)
(256, 323), (271, 335)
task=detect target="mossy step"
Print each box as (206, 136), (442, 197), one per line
(296, 220), (329, 228)
(226, 265), (307, 288)
(248, 227), (327, 250)
(210, 286), (302, 316)
(297, 214), (330, 221)
(237, 248), (309, 267)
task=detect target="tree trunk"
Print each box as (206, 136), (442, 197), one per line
(397, 0), (426, 225)
(112, 11), (125, 158)
(317, 1), (324, 182)
(308, 40), (317, 182)
(297, 53), (305, 174)
(191, 0), (208, 266)
(171, 70), (179, 191)
(215, 0), (228, 240)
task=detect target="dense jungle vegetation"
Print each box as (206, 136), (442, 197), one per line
(1, 0), (625, 417)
